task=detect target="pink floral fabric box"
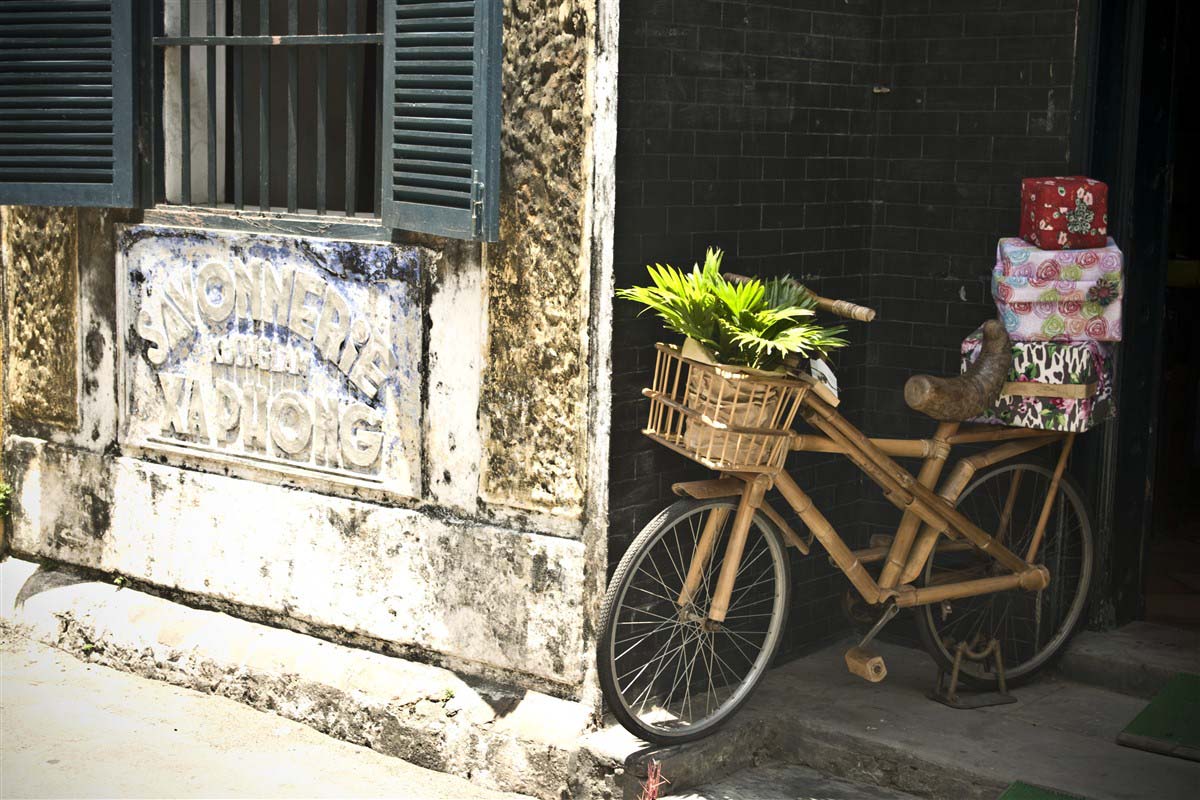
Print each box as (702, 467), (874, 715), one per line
(992, 237), (1123, 342)
(961, 327), (1114, 433)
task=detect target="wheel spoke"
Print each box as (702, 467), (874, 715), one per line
(614, 616), (676, 661)
(619, 625), (684, 691)
(619, 605), (679, 625)
(626, 582), (679, 606)
(632, 625), (697, 713)
(641, 553), (684, 602)
(719, 626), (766, 666)
(726, 567), (776, 609)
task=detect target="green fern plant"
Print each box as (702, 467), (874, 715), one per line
(617, 248), (847, 371)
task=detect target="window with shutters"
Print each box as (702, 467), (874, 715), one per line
(151, 0), (499, 239)
(0, 0), (501, 241)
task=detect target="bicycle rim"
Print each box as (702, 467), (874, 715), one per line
(599, 499), (789, 743)
(919, 463), (1093, 686)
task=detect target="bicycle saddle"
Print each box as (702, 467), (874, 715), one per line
(904, 319), (1011, 421)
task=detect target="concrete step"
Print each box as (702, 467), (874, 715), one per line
(660, 762), (922, 800)
(585, 634), (1200, 800)
(1055, 621), (1200, 699)
(0, 558), (615, 800)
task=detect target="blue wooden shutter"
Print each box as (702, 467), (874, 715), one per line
(382, 0), (501, 241)
(0, 0), (137, 207)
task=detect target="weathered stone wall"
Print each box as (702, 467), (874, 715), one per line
(1, 207), (79, 430)
(2, 207), (599, 695)
(1, 0), (613, 702)
(479, 0), (593, 516)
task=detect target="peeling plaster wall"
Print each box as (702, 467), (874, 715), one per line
(479, 0), (593, 517)
(1, 203), (597, 694)
(1, 207), (80, 429)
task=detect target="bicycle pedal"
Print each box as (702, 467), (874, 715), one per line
(844, 646), (887, 683)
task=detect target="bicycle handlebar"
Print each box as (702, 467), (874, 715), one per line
(812, 295), (877, 322)
(723, 272), (877, 322)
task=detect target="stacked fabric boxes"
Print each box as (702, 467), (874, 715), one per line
(963, 176), (1121, 433)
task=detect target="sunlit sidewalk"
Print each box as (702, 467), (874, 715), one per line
(0, 621), (531, 800)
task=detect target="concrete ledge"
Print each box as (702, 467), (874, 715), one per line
(0, 559), (617, 800)
(582, 678), (994, 800)
(661, 763), (921, 800)
(583, 634), (1200, 800)
(1056, 622), (1200, 699)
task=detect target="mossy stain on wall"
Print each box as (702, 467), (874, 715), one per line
(1, 207), (79, 429)
(479, 0), (592, 515)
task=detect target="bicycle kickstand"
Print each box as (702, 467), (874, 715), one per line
(928, 636), (1018, 710)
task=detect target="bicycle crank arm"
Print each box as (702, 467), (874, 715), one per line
(856, 603), (900, 650)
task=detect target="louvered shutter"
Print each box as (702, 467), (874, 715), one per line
(381, 0), (501, 241)
(0, 0), (137, 207)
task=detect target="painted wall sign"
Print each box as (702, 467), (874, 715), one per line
(117, 225), (422, 497)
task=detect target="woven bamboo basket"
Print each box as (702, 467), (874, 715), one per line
(641, 342), (810, 473)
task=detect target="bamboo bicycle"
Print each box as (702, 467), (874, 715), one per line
(599, 303), (1092, 744)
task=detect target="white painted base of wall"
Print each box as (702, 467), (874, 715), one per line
(5, 437), (586, 691)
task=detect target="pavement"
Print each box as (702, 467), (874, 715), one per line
(4, 556), (1198, 800)
(0, 558), (597, 800)
(0, 620), (532, 799)
(659, 763), (920, 800)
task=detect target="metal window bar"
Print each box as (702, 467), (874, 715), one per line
(179, 0), (191, 205)
(345, 0), (358, 216)
(154, 0), (382, 218)
(232, 0), (243, 208)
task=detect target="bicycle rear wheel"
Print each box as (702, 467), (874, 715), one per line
(598, 498), (790, 744)
(916, 462), (1093, 689)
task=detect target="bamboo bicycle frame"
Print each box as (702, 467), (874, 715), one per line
(674, 391), (1076, 624)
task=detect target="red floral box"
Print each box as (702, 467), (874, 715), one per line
(1019, 176), (1109, 251)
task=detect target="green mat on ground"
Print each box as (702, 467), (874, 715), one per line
(1116, 672), (1200, 762)
(998, 782), (1088, 800)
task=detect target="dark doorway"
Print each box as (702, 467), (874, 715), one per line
(1146, 0), (1199, 628)
(1089, 0), (1193, 626)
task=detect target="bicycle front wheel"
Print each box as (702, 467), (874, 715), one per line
(916, 462), (1093, 689)
(598, 498), (790, 744)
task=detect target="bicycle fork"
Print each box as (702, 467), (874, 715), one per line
(675, 474), (773, 624)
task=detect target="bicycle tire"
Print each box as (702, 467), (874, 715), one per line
(598, 498), (790, 744)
